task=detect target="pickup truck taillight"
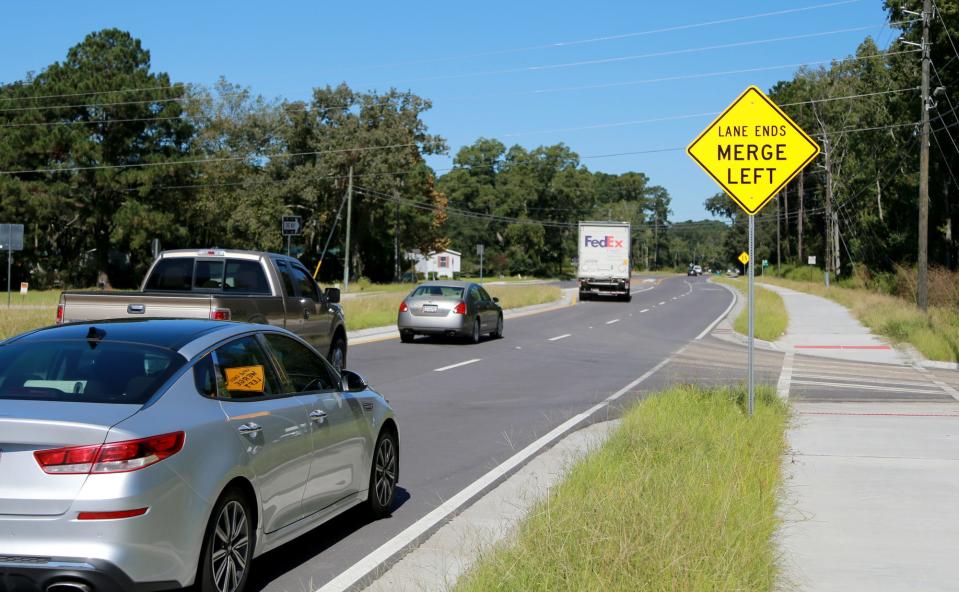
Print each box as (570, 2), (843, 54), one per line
(452, 301), (467, 315)
(34, 432), (185, 475)
(56, 303), (64, 324)
(210, 308), (231, 321)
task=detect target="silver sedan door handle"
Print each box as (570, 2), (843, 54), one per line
(238, 422), (261, 435)
(309, 410), (328, 422)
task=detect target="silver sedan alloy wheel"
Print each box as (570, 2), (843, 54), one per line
(212, 500), (250, 592)
(374, 437), (397, 508)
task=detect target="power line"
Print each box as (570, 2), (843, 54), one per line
(2, 55), (919, 130)
(0, 96), (185, 113)
(337, 0), (866, 73)
(0, 142), (421, 176)
(373, 22), (909, 86)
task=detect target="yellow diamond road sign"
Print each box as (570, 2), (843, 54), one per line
(687, 86), (820, 215)
(738, 251), (750, 266)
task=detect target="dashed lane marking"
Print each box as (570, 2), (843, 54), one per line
(548, 334), (571, 342)
(605, 319), (620, 325)
(434, 359), (482, 372)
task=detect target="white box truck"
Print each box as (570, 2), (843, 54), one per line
(577, 221), (632, 301)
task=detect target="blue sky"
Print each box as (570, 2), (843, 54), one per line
(1, 0), (895, 221)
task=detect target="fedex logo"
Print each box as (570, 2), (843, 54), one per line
(584, 235), (624, 248)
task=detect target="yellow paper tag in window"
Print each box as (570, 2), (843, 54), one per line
(225, 365), (266, 392)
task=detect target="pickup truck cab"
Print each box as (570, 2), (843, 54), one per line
(57, 249), (350, 370)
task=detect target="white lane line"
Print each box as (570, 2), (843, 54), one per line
(630, 286), (655, 295)
(548, 333), (571, 342)
(318, 347), (684, 592)
(658, 301), (666, 306)
(777, 352), (794, 400)
(913, 364), (959, 401)
(605, 319), (621, 325)
(434, 359), (481, 372)
(695, 282), (737, 340)
(671, 297), (677, 300)
(640, 308), (649, 313)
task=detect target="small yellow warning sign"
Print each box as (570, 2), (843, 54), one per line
(687, 86), (820, 215)
(225, 365), (266, 393)
(738, 252), (750, 266)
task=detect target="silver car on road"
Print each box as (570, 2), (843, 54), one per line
(0, 319), (398, 592)
(397, 281), (503, 343)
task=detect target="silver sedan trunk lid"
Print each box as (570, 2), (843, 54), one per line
(0, 401), (140, 515)
(406, 295), (460, 317)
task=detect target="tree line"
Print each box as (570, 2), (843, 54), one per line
(0, 29), (685, 288)
(708, 1), (959, 281)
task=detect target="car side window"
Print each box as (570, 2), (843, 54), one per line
(468, 287), (481, 303)
(275, 260), (296, 298)
(478, 287), (493, 302)
(212, 336), (282, 400)
(193, 354), (217, 398)
(264, 334), (338, 393)
(291, 265), (321, 302)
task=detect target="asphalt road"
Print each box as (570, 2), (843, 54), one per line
(247, 274), (734, 592)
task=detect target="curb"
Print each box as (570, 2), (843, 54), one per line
(705, 279), (780, 351)
(346, 288), (578, 346)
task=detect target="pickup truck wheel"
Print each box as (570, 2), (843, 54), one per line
(329, 337), (347, 372)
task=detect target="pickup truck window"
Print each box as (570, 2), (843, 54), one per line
(145, 258), (193, 291)
(224, 260), (270, 295)
(291, 266), (321, 301)
(275, 261), (296, 298)
(144, 257), (271, 295)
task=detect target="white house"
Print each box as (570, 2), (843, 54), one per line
(408, 249), (462, 279)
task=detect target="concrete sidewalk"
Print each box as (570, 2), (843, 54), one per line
(759, 282), (908, 365)
(779, 402), (959, 592)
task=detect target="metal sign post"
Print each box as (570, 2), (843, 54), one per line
(686, 86), (820, 416)
(0, 224), (24, 307)
(748, 216), (755, 415)
(282, 216), (303, 257)
(476, 244), (485, 280)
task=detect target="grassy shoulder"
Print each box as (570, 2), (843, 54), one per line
(342, 284), (562, 332)
(761, 276), (959, 363)
(713, 277), (788, 342)
(456, 385), (788, 592)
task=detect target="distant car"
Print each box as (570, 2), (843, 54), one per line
(398, 281), (503, 343)
(687, 266), (697, 276)
(693, 265), (703, 276)
(0, 319), (398, 592)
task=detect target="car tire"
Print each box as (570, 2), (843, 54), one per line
(329, 335), (347, 372)
(492, 314), (504, 338)
(623, 293), (632, 303)
(197, 489), (254, 592)
(470, 318), (481, 344)
(578, 290), (588, 302)
(400, 332), (415, 343)
(368, 429), (398, 519)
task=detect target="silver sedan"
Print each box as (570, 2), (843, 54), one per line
(397, 280), (504, 343)
(0, 319), (398, 592)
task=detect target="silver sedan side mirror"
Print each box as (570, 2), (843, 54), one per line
(341, 369), (368, 392)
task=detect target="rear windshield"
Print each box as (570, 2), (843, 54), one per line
(410, 285), (464, 298)
(0, 341), (185, 404)
(145, 257), (271, 294)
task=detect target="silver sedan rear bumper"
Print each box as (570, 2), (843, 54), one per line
(397, 311), (469, 335)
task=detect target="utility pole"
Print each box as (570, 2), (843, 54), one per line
(918, 0), (932, 310)
(394, 190), (400, 282)
(797, 172), (805, 264)
(343, 165), (353, 291)
(776, 193), (781, 275)
(823, 134), (833, 287)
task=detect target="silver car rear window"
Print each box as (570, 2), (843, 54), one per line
(411, 286), (464, 298)
(0, 341), (185, 404)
